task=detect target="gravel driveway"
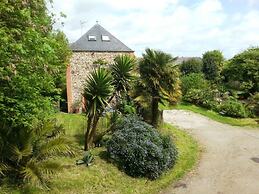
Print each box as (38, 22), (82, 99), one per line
(162, 110), (259, 194)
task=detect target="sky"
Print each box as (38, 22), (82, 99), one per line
(48, 0), (259, 58)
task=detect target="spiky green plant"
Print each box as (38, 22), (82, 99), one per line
(83, 67), (113, 150)
(76, 152), (94, 166)
(111, 55), (136, 94)
(138, 48), (181, 127)
(0, 119), (76, 188)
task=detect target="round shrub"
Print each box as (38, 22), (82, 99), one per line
(183, 88), (217, 109)
(181, 73), (208, 95)
(180, 58), (202, 75)
(106, 116), (178, 180)
(218, 98), (248, 118)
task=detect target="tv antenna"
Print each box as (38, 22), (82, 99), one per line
(80, 20), (87, 35)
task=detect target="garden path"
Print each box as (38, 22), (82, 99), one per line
(162, 110), (259, 194)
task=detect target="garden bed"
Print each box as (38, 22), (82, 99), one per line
(0, 114), (199, 194)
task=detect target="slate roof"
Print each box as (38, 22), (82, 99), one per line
(70, 24), (133, 52)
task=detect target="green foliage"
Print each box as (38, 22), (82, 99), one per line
(83, 55), (136, 150)
(76, 152), (94, 166)
(183, 88), (217, 109)
(0, 119), (76, 188)
(83, 67), (113, 150)
(181, 73), (208, 95)
(180, 58), (202, 75)
(202, 50), (224, 81)
(222, 48), (259, 95)
(111, 55), (136, 94)
(0, 0), (71, 128)
(93, 58), (108, 66)
(138, 48), (181, 127)
(117, 96), (137, 115)
(106, 111), (122, 132)
(0, 119), (199, 194)
(218, 98), (249, 118)
(247, 93), (259, 116)
(84, 68), (113, 117)
(0, 0), (72, 188)
(181, 73), (217, 109)
(107, 116), (178, 180)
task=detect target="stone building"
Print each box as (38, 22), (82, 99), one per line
(66, 23), (134, 113)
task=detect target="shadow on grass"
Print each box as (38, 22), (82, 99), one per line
(98, 150), (110, 162)
(0, 178), (39, 194)
(73, 134), (84, 146)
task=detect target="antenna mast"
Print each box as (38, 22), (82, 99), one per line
(80, 20), (87, 36)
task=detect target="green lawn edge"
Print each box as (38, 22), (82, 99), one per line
(161, 102), (259, 128)
(0, 114), (200, 194)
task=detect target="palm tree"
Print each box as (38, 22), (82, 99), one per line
(0, 119), (76, 187)
(83, 67), (113, 150)
(139, 48), (180, 127)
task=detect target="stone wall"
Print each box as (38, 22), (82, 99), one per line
(67, 51), (134, 113)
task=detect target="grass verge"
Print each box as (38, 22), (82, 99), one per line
(162, 102), (259, 128)
(0, 113), (199, 194)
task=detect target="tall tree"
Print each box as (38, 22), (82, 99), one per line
(0, 0), (71, 129)
(202, 50), (224, 81)
(222, 47), (259, 95)
(180, 58), (202, 75)
(0, 0), (72, 186)
(139, 48), (181, 127)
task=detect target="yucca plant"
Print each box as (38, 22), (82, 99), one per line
(111, 55), (136, 95)
(0, 119), (76, 188)
(83, 67), (113, 150)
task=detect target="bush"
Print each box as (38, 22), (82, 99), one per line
(106, 116), (178, 180)
(248, 93), (259, 116)
(180, 58), (202, 75)
(202, 50), (224, 81)
(181, 73), (218, 109)
(183, 88), (217, 109)
(117, 97), (137, 115)
(218, 98), (248, 118)
(222, 48), (259, 95)
(181, 73), (208, 95)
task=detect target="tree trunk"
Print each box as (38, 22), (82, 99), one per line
(84, 115), (93, 151)
(107, 92), (116, 105)
(151, 96), (159, 128)
(88, 115), (100, 147)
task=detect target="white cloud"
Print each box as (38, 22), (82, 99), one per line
(49, 0), (259, 58)
(106, 0), (178, 12)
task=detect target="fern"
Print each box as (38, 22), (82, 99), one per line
(0, 119), (77, 187)
(0, 163), (8, 176)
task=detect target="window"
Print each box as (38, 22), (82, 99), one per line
(88, 35), (96, 41)
(102, 35), (110, 41)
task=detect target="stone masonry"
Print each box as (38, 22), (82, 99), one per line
(67, 51), (133, 113)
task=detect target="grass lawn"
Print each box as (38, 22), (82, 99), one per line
(161, 102), (259, 128)
(0, 113), (199, 194)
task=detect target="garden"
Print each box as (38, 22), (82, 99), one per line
(177, 49), (259, 127)
(0, 1), (258, 194)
